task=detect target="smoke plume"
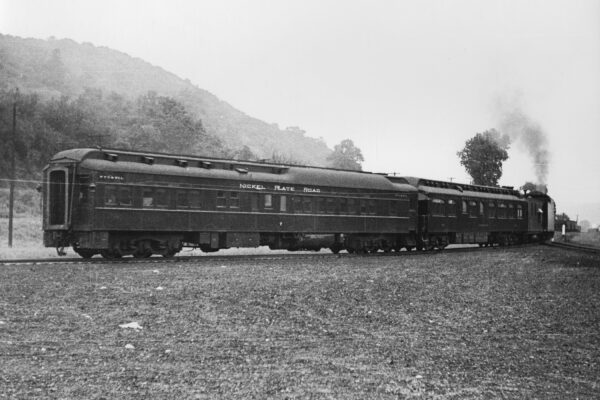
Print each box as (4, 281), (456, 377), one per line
(496, 102), (550, 185)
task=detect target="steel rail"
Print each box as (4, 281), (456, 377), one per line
(0, 243), (546, 266)
(545, 241), (600, 255)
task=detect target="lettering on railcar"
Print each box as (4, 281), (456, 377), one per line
(239, 183), (266, 190)
(274, 185), (295, 192)
(239, 183), (321, 193)
(99, 174), (125, 182)
(303, 187), (321, 193)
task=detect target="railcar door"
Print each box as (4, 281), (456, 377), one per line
(44, 165), (74, 230)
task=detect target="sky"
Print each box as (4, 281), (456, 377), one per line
(1, 0), (599, 221)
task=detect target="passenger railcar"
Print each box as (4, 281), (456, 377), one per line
(393, 177), (555, 249)
(43, 148), (418, 258)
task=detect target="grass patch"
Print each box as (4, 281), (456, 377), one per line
(1, 247), (599, 398)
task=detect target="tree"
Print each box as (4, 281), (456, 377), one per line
(457, 129), (510, 186)
(42, 48), (67, 88)
(521, 182), (537, 193)
(521, 181), (547, 194)
(327, 139), (364, 171)
(232, 145), (257, 161)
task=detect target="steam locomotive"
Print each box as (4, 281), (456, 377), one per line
(42, 148), (555, 258)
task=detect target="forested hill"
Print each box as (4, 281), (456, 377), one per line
(0, 34), (332, 172)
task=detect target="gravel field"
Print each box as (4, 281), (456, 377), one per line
(1, 246), (599, 399)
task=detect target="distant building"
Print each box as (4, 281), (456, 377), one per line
(555, 213), (580, 233)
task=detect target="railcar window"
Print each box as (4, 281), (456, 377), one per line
(360, 199), (367, 215)
(340, 198), (348, 214)
(176, 191), (189, 208)
(432, 199), (445, 216)
(447, 199), (456, 216)
(77, 176), (90, 203)
(280, 195), (287, 212)
(230, 192), (239, 208)
(79, 186), (89, 203)
(250, 194), (258, 211)
(303, 197), (313, 213)
(469, 201), (477, 217)
(315, 197), (325, 214)
(325, 198), (334, 214)
(389, 200), (397, 216)
(462, 200), (468, 214)
(498, 203), (507, 219)
(190, 191), (201, 209)
(292, 196), (301, 213)
(320, 198), (326, 214)
(479, 202), (484, 216)
(216, 191), (226, 208)
(264, 194), (273, 209)
(348, 198), (356, 214)
(155, 189), (168, 207)
(377, 199), (387, 216)
(369, 199), (377, 215)
(119, 187), (132, 206)
(517, 205), (523, 219)
(105, 186), (118, 206)
(508, 204), (515, 219)
(410, 197), (417, 211)
(143, 189), (154, 207)
(488, 202), (496, 218)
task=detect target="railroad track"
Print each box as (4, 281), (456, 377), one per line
(545, 241), (600, 254)
(0, 243), (545, 266)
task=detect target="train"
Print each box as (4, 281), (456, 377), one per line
(42, 148), (555, 258)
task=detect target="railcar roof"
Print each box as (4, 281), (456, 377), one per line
(51, 148), (417, 193)
(400, 176), (522, 198)
(416, 186), (523, 201)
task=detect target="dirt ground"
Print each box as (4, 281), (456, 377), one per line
(1, 246), (599, 399)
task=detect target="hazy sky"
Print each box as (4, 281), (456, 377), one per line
(1, 0), (599, 219)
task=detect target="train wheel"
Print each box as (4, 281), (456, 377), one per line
(75, 249), (95, 259)
(162, 249), (177, 258)
(133, 241), (152, 258)
(346, 247), (355, 254)
(133, 249), (152, 258)
(330, 246), (341, 254)
(100, 249), (121, 259)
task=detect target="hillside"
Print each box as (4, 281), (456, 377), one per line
(0, 34), (331, 165)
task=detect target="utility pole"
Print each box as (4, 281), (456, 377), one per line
(8, 88), (18, 248)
